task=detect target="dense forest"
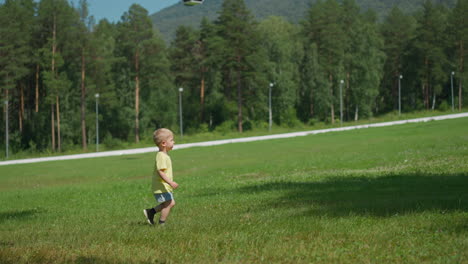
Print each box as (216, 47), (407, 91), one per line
(0, 0), (467, 157)
(152, 0), (457, 43)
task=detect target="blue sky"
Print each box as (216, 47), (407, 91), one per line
(0, 0), (180, 22)
(86, 0), (179, 22)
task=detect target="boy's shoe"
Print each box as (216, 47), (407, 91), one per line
(143, 209), (155, 225)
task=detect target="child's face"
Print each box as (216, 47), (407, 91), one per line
(163, 136), (175, 151)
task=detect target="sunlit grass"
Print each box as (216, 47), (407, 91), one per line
(1, 109), (466, 161)
(0, 117), (467, 263)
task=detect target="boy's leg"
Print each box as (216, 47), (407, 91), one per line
(159, 199), (175, 223)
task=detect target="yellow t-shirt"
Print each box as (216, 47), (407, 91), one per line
(152, 152), (173, 194)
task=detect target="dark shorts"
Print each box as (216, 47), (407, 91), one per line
(154, 192), (174, 203)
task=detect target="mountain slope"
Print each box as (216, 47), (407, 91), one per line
(151, 0), (456, 43)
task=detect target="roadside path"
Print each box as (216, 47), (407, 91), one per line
(1, 112), (467, 166)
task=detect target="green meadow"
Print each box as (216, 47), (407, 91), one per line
(1, 118), (467, 263)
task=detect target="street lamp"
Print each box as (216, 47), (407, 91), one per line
(398, 75), (403, 116)
(4, 100), (8, 159)
(451, 71), (455, 111)
(340, 80), (344, 126)
(95, 93), (99, 152)
(179, 87), (183, 138)
(269, 83), (273, 132)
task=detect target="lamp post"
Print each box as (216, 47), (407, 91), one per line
(95, 93), (99, 152)
(179, 87), (183, 138)
(269, 83), (273, 132)
(451, 71), (455, 111)
(4, 100), (8, 159)
(340, 80), (344, 126)
(398, 74), (403, 116)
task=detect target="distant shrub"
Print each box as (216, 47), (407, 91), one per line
(243, 120), (253, 131)
(439, 101), (449, 111)
(254, 121), (269, 130)
(214, 120), (236, 135)
(308, 118), (318, 126)
(104, 134), (124, 149)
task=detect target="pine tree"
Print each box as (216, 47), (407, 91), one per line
(0, 0), (35, 137)
(198, 17), (225, 129)
(380, 6), (416, 113)
(450, 0), (468, 110)
(413, 1), (449, 110)
(303, 0), (345, 123)
(37, 0), (76, 152)
(169, 26), (200, 130)
(140, 31), (176, 133)
(117, 4), (154, 143)
(216, 0), (263, 132)
(77, 0), (92, 150)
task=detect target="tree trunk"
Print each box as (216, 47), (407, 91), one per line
(135, 49), (140, 143)
(19, 84), (24, 133)
(424, 58), (430, 109)
(51, 104), (55, 152)
(200, 73), (205, 122)
(56, 95), (61, 152)
(346, 72), (350, 121)
(81, 48), (87, 150)
(354, 105), (359, 121)
(329, 73), (334, 124)
(309, 77), (314, 118)
(51, 15), (57, 152)
(459, 40), (464, 111)
(35, 64), (39, 112)
(237, 68), (243, 133)
(422, 82), (428, 110)
(393, 72), (398, 110)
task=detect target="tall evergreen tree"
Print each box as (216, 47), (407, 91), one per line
(169, 26), (200, 131)
(37, 0), (76, 152)
(413, 1), (449, 110)
(450, 0), (468, 110)
(380, 6), (416, 113)
(0, 0), (35, 138)
(140, 31), (176, 134)
(196, 17), (225, 129)
(303, 0), (345, 123)
(341, 0), (362, 120)
(87, 19), (119, 143)
(117, 4), (154, 143)
(77, 0), (92, 150)
(298, 41), (328, 122)
(216, 0), (264, 132)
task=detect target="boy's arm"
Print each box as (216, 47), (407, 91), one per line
(157, 169), (179, 189)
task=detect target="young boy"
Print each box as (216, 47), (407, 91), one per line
(144, 128), (179, 225)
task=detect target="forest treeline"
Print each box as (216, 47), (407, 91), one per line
(151, 0), (456, 43)
(0, 0), (467, 155)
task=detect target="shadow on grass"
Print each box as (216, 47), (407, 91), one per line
(0, 208), (43, 223)
(237, 172), (468, 218)
(126, 220), (154, 227)
(75, 256), (128, 264)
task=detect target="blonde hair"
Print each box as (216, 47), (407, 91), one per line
(153, 128), (174, 147)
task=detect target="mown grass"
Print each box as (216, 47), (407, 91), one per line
(1, 109), (466, 161)
(0, 117), (467, 263)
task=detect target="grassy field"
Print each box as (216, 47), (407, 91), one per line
(2, 109), (466, 161)
(0, 117), (467, 263)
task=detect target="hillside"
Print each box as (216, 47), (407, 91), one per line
(151, 0), (456, 43)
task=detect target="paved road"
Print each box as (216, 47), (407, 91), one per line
(1, 112), (467, 166)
